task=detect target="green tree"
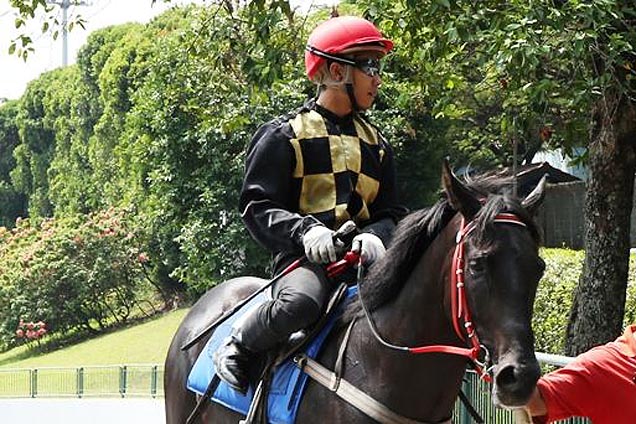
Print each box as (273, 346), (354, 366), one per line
(11, 70), (68, 218)
(360, 0), (636, 353)
(0, 101), (27, 227)
(123, 4), (307, 298)
(48, 24), (143, 215)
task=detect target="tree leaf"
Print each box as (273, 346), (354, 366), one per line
(435, 0), (451, 9)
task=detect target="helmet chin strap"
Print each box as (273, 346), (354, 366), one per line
(318, 64), (360, 113)
(340, 65), (359, 112)
(345, 82), (360, 112)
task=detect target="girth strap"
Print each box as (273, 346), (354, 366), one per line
(293, 354), (450, 424)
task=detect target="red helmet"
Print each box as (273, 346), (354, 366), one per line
(305, 16), (394, 79)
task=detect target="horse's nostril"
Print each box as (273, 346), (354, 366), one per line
(493, 362), (540, 407)
(495, 365), (518, 388)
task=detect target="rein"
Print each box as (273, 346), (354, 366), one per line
(358, 212), (527, 381)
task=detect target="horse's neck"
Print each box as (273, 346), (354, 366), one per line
(346, 219), (467, 421)
(375, 220), (458, 345)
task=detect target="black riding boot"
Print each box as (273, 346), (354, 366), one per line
(214, 268), (327, 393)
(213, 335), (253, 394)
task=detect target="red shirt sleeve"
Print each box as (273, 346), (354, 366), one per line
(536, 353), (596, 422)
(536, 343), (636, 423)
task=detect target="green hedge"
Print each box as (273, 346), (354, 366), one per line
(533, 248), (636, 354)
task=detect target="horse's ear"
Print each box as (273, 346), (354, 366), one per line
(441, 159), (481, 220)
(521, 174), (547, 215)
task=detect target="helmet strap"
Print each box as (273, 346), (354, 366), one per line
(345, 82), (360, 112)
(337, 65), (359, 112)
(315, 63), (359, 112)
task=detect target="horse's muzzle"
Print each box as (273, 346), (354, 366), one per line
(491, 359), (541, 407)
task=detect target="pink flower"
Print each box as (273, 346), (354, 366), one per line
(138, 253), (149, 264)
(15, 318), (48, 342)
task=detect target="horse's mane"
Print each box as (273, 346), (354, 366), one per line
(342, 172), (541, 323)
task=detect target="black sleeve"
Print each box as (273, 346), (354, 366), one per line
(238, 120), (322, 254)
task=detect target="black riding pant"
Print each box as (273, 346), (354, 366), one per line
(234, 262), (332, 352)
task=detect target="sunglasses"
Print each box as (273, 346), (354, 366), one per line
(353, 58), (382, 77)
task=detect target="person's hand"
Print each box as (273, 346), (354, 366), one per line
(352, 233), (385, 264)
(303, 226), (337, 263)
(512, 409), (533, 424)
(523, 387), (547, 420)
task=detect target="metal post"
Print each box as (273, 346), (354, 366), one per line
(30, 369), (37, 398)
(46, 0), (91, 66)
(119, 365), (127, 398)
(151, 365), (157, 398)
(62, 0), (68, 66)
(77, 367), (84, 398)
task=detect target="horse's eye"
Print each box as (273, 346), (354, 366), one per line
(468, 257), (487, 275)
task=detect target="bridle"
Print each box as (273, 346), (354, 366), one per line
(292, 213), (530, 424)
(354, 212), (528, 381)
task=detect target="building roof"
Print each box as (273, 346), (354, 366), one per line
(503, 162), (581, 196)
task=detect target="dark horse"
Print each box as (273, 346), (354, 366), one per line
(165, 162), (546, 423)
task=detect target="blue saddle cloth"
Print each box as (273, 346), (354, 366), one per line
(186, 285), (357, 424)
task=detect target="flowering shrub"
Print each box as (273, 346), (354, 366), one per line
(15, 320), (47, 343)
(0, 206), (157, 349)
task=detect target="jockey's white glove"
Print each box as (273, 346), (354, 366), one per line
(352, 233), (386, 264)
(303, 225), (337, 264)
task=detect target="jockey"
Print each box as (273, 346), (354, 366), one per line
(214, 15), (406, 394)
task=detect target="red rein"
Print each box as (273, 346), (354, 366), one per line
(327, 213), (527, 382)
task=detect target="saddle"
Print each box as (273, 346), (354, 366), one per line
(186, 283), (355, 424)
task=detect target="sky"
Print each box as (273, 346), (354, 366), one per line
(0, 0), (338, 101)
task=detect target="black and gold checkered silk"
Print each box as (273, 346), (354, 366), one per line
(288, 108), (385, 229)
(240, 100), (404, 267)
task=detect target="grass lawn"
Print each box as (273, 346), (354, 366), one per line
(0, 308), (190, 369)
